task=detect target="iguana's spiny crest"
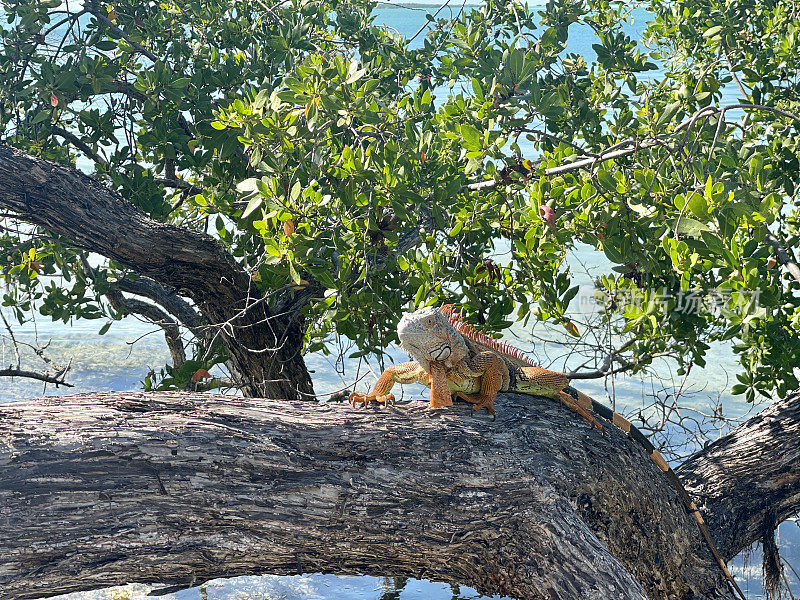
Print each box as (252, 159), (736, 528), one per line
(398, 304), (537, 370)
(439, 304), (538, 367)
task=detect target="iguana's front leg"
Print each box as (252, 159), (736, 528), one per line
(428, 362), (453, 408)
(349, 361), (429, 407)
(452, 352), (509, 417)
(349, 361), (453, 409)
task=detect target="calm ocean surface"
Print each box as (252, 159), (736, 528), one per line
(2, 4), (789, 599)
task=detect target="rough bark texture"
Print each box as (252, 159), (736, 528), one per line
(0, 145), (312, 399)
(0, 391), (740, 600)
(677, 389), (800, 561)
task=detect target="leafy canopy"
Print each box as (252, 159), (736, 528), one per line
(1, 0), (799, 402)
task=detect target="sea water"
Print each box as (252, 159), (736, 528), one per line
(1, 4), (790, 599)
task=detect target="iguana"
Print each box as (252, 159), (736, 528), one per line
(349, 304), (746, 600)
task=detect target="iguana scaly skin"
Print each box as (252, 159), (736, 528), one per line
(349, 304), (745, 600)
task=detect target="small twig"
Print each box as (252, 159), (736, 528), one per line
(0, 311), (21, 369)
(567, 352), (673, 380)
(88, 10), (158, 62)
(0, 366), (73, 386)
(720, 41), (750, 100)
(51, 125), (107, 167)
(409, 0), (452, 43)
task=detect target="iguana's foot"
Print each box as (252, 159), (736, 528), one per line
(558, 391), (603, 431)
(430, 392), (453, 408)
(455, 392), (497, 418)
(349, 391), (395, 407)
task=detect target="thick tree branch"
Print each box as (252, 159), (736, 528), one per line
(0, 144), (312, 399)
(105, 288), (187, 368)
(87, 10), (158, 62)
(51, 125), (107, 168)
(112, 80), (148, 102)
(0, 391), (735, 600)
(153, 177), (200, 194)
(116, 276), (205, 335)
(677, 389), (800, 561)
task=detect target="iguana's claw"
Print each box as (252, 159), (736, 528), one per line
(471, 401), (497, 419)
(349, 391), (395, 407)
(455, 392), (497, 419)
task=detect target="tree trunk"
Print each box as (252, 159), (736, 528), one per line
(6, 390), (793, 600)
(0, 145), (313, 399)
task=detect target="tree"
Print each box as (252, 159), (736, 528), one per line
(2, 0), (800, 592)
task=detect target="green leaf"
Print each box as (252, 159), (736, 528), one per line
(345, 62), (367, 84)
(703, 25), (723, 39)
(288, 260), (301, 284)
(676, 217), (710, 237)
(687, 192), (709, 220)
(33, 110), (50, 124)
(507, 49), (524, 77)
(749, 153), (763, 179)
(700, 230), (725, 255)
(449, 221), (463, 237)
(414, 283), (426, 307)
(460, 124), (481, 151)
(241, 195), (263, 218)
(290, 181), (302, 203)
(471, 77), (484, 101)
(95, 40), (117, 51)
(657, 101), (681, 127)
(597, 169), (615, 191)
(421, 88), (431, 106)
(265, 239), (282, 256)
(236, 178), (260, 193)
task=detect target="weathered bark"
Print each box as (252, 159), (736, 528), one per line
(677, 389), (800, 560)
(0, 391), (747, 600)
(0, 145), (313, 399)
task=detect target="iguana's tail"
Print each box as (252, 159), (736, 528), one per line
(563, 387), (746, 600)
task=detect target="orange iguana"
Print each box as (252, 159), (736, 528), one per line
(349, 304), (745, 600)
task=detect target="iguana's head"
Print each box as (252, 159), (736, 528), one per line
(397, 306), (468, 371)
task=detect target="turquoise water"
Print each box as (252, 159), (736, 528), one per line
(1, 4), (788, 600)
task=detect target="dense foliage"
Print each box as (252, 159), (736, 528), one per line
(0, 0), (798, 402)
